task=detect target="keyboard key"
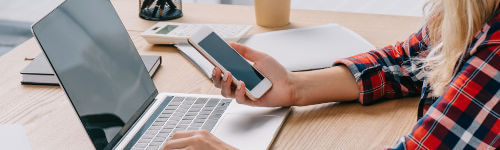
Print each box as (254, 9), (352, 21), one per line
(179, 104), (191, 109)
(144, 130), (157, 135)
(209, 113), (223, 119)
(202, 107), (215, 112)
(185, 112), (198, 116)
(166, 120), (178, 125)
(149, 126), (161, 130)
(193, 118), (205, 123)
(164, 124), (176, 129)
(195, 98), (208, 104)
(179, 120), (192, 125)
(201, 119), (218, 131)
(182, 116), (195, 120)
(199, 111), (211, 115)
(172, 128), (186, 134)
(196, 114), (209, 119)
(172, 112), (184, 117)
(192, 104), (204, 108)
(158, 113), (171, 118)
(164, 105), (177, 110)
(141, 134), (155, 139)
(152, 121), (164, 126)
(213, 109), (225, 114)
(177, 108), (189, 113)
(206, 99), (220, 107)
(137, 138), (152, 143)
(153, 136), (166, 142)
(184, 97), (196, 104)
(188, 107), (201, 112)
(134, 143), (148, 148)
(169, 101), (182, 106)
(160, 128), (172, 133)
(190, 122), (203, 127)
(156, 117), (168, 122)
(176, 124), (188, 129)
(171, 97), (185, 103)
(162, 109), (175, 114)
(146, 145), (159, 150)
(187, 127), (199, 130)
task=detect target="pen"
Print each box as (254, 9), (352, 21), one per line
(156, 0), (166, 17)
(166, 0), (177, 10)
(140, 0), (153, 10)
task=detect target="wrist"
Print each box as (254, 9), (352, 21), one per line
(287, 72), (305, 106)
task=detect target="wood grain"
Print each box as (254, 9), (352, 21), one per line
(0, 1), (424, 150)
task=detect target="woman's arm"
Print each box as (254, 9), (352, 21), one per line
(291, 65), (359, 106)
(333, 26), (430, 105)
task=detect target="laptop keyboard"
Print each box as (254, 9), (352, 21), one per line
(131, 96), (232, 149)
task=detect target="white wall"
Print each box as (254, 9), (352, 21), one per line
(291, 0), (428, 17)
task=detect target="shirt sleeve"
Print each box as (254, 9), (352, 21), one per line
(334, 26), (430, 105)
(391, 44), (500, 149)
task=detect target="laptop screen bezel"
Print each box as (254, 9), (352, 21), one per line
(30, 0), (159, 149)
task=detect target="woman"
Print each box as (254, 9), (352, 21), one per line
(164, 0), (500, 149)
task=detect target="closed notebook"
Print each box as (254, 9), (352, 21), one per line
(21, 54), (162, 85)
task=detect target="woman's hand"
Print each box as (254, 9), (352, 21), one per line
(212, 42), (298, 107)
(163, 130), (236, 150)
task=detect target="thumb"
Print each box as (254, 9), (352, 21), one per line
(228, 42), (267, 62)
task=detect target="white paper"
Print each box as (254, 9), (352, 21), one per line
(175, 44), (215, 78)
(0, 124), (32, 150)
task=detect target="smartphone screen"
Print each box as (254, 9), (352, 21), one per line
(198, 32), (264, 90)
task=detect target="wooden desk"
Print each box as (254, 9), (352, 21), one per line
(0, 1), (424, 149)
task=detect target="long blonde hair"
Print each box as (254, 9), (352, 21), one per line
(424, 0), (500, 96)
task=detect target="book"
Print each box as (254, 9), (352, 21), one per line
(175, 24), (375, 78)
(20, 54), (162, 85)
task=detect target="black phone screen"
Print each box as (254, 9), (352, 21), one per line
(198, 32), (264, 90)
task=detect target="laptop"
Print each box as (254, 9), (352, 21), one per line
(31, 0), (290, 149)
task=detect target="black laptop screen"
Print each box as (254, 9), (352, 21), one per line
(32, 0), (157, 149)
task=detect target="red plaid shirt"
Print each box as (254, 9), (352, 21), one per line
(335, 12), (500, 149)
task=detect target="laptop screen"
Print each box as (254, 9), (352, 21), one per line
(32, 0), (157, 149)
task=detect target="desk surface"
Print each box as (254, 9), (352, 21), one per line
(0, 1), (424, 149)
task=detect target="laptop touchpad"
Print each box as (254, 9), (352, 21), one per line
(212, 113), (286, 150)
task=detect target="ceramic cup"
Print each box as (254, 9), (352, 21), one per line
(254, 0), (291, 27)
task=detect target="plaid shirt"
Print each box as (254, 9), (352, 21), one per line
(335, 12), (500, 149)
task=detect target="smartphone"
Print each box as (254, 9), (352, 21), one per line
(187, 26), (272, 99)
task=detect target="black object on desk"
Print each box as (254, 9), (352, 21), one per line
(21, 54), (162, 85)
(140, 0), (182, 21)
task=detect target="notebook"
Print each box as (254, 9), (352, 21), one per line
(20, 54), (162, 85)
(176, 24), (375, 78)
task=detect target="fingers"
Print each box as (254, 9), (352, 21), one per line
(228, 42), (267, 62)
(212, 68), (222, 88)
(234, 81), (255, 106)
(170, 130), (198, 140)
(163, 130), (211, 150)
(163, 136), (195, 149)
(220, 71), (234, 98)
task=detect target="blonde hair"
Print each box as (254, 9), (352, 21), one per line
(424, 0), (500, 96)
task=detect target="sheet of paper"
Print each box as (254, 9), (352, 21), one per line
(175, 44), (215, 78)
(0, 124), (32, 150)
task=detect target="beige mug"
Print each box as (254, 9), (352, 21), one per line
(254, 0), (291, 27)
